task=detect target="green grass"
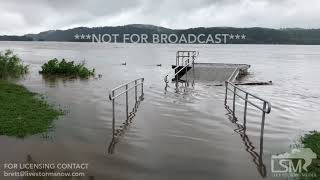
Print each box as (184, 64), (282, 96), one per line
(0, 80), (63, 137)
(0, 49), (28, 78)
(300, 131), (320, 179)
(39, 58), (95, 78)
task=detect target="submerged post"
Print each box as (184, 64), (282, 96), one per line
(260, 102), (267, 158)
(185, 63), (188, 83)
(175, 73), (178, 88)
(176, 52), (178, 66)
(134, 80), (138, 111)
(141, 79), (144, 97)
(125, 84), (129, 124)
(243, 93), (248, 128)
(112, 91), (115, 138)
(135, 80), (137, 102)
(192, 56), (195, 78)
(232, 86), (236, 120)
(224, 81), (228, 105)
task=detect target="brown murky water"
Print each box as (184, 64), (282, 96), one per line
(0, 42), (320, 179)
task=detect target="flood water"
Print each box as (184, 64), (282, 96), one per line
(0, 42), (320, 180)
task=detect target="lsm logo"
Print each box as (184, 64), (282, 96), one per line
(271, 148), (317, 178)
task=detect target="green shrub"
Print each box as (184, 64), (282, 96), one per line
(40, 58), (95, 78)
(299, 131), (320, 180)
(0, 49), (28, 79)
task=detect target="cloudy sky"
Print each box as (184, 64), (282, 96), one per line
(0, 0), (319, 35)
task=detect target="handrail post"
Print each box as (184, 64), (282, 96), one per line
(134, 80), (138, 111)
(232, 86), (236, 120)
(185, 63), (188, 83)
(141, 79), (144, 97)
(112, 91), (115, 138)
(135, 80), (137, 102)
(176, 51), (178, 66)
(224, 81), (228, 105)
(260, 102), (267, 158)
(125, 84), (129, 124)
(175, 73), (178, 88)
(192, 56), (195, 78)
(244, 93), (248, 130)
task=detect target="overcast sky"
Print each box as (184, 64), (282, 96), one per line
(0, 0), (319, 35)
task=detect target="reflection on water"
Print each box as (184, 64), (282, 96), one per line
(164, 80), (196, 95)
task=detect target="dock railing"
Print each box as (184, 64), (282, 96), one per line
(227, 67), (240, 82)
(224, 81), (271, 159)
(173, 58), (196, 87)
(164, 58), (190, 84)
(109, 78), (144, 138)
(164, 51), (199, 87)
(176, 51), (199, 66)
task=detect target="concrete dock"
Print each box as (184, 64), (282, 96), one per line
(172, 63), (250, 82)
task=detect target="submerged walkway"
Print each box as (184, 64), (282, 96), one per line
(110, 82), (270, 180)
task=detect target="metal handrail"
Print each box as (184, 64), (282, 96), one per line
(109, 78), (144, 138)
(227, 67), (240, 82)
(225, 81), (271, 113)
(176, 51), (199, 67)
(164, 58), (190, 83)
(224, 81), (271, 168)
(165, 51), (198, 85)
(224, 81), (271, 157)
(174, 59), (194, 76)
(225, 81), (271, 115)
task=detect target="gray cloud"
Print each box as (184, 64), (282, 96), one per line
(0, 0), (319, 35)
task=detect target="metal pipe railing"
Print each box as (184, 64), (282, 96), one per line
(224, 81), (271, 159)
(225, 81), (271, 114)
(227, 67), (240, 82)
(173, 59), (195, 87)
(164, 60), (186, 83)
(164, 51), (198, 86)
(176, 51), (199, 66)
(109, 78), (144, 138)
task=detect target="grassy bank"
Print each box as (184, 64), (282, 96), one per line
(300, 131), (320, 179)
(40, 58), (95, 78)
(0, 80), (63, 137)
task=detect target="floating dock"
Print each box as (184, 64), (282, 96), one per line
(172, 63), (250, 82)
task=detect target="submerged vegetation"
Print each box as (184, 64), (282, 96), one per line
(0, 49), (28, 78)
(40, 58), (95, 78)
(300, 131), (320, 180)
(0, 80), (63, 137)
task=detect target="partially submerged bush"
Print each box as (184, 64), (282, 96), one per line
(40, 58), (95, 78)
(299, 131), (320, 180)
(0, 49), (28, 79)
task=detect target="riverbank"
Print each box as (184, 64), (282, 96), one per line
(0, 80), (62, 137)
(300, 131), (320, 179)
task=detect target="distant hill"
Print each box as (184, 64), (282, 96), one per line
(1, 24), (320, 44)
(0, 35), (33, 41)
